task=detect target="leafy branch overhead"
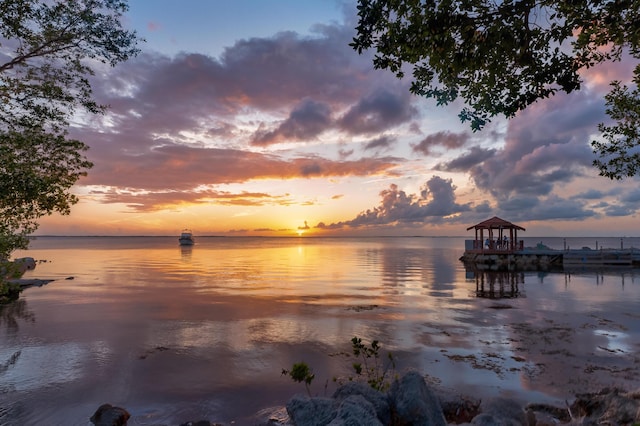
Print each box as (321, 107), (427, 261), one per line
(351, 0), (640, 179)
(0, 0), (142, 258)
(0, 0), (141, 133)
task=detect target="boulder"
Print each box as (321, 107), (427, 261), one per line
(90, 403), (130, 426)
(471, 398), (525, 425)
(328, 394), (383, 426)
(388, 371), (447, 426)
(1, 257), (35, 279)
(569, 387), (640, 425)
(332, 381), (391, 424)
(286, 395), (338, 426)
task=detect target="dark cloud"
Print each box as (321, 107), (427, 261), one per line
(463, 90), (605, 202)
(575, 189), (607, 200)
(90, 25), (407, 139)
(337, 89), (417, 134)
(435, 146), (497, 172)
(317, 176), (471, 229)
(621, 188), (640, 203)
(604, 204), (635, 217)
(412, 131), (469, 156)
(364, 135), (395, 151)
(250, 99), (332, 146)
(497, 195), (596, 222)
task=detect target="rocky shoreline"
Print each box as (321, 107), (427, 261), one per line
(89, 371), (640, 426)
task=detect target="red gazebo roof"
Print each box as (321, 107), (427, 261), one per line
(467, 216), (526, 231)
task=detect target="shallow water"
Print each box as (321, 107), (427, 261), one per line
(2, 236), (640, 425)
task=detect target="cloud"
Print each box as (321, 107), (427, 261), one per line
(364, 135), (395, 151)
(250, 98), (333, 146)
(435, 146), (497, 172)
(66, 11), (640, 233)
(317, 176), (472, 230)
(462, 90), (607, 201)
(337, 88), (417, 134)
(82, 140), (400, 197)
(575, 189), (607, 200)
(92, 188), (289, 212)
(497, 195), (597, 221)
(72, 20), (415, 209)
(412, 131), (469, 156)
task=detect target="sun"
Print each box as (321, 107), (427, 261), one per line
(296, 229), (305, 236)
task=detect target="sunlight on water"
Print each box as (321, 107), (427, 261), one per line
(2, 236), (639, 425)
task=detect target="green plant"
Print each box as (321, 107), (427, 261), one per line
(0, 279), (21, 304)
(282, 362), (315, 396)
(350, 336), (396, 391)
(283, 337), (397, 395)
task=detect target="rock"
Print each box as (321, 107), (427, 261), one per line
(388, 371), (447, 426)
(249, 405), (291, 425)
(332, 381), (391, 424)
(525, 402), (572, 424)
(435, 387), (481, 423)
(328, 394), (383, 426)
(90, 403), (130, 426)
(569, 387), (640, 425)
(13, 257), (36, 273)
(9, 278), (53, 288)
(1, 257), (35, 279)
(471, 398), (526, 426)
(286, 395), (338, 426)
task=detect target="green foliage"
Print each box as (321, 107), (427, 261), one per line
(282, 337), (396, 395)
(0, 0), (142, 133)
(0, 0), (142, 256)
(349, 336), (396, 391)
(282, 362), (315, 396)
(0, 128), (93, 259)
(0, 281), (21, 304)
(592, 70), (640, 180)
(351, 0), (640, 177)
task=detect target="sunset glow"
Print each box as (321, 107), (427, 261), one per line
(32, 0), (640, 238)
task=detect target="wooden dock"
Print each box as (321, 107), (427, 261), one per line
(462, 217), (639, 269)
(461, 243), (640, 269)
(561, 249), (636, 266)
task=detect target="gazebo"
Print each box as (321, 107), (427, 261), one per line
(466, 216), (525, 252)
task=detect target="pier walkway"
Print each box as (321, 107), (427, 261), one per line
(461, 216), (639, 268)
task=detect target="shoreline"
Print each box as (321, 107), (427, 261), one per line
(89, 375), (640, 425)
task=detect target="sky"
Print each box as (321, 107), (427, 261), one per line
(35, 0), (640, 237)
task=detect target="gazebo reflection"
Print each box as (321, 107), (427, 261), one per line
(467, 268), (525, 299)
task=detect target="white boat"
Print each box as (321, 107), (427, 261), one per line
(178, 229), (195, 245)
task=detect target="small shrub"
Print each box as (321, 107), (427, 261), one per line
(283, 337), (397, 396)
(0, 279), (21, 304)
(282, 362), (315, 396)
(349, 336), (396, 391)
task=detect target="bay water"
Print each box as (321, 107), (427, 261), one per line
(2, 236), (640, 425)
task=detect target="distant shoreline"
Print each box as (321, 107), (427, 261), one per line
(27, 234), (640, 238)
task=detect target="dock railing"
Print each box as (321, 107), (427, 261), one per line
(465, 239), (524, 253)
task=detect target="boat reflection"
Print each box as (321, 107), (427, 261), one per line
(466, 268), (525, 299)
(180, 244), (193, 261)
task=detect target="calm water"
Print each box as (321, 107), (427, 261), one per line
(2, 236), (640, 425)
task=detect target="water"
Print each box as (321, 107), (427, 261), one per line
(2, 236), (640, 425)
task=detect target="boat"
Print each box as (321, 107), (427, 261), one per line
(178, 229), (195, 246)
